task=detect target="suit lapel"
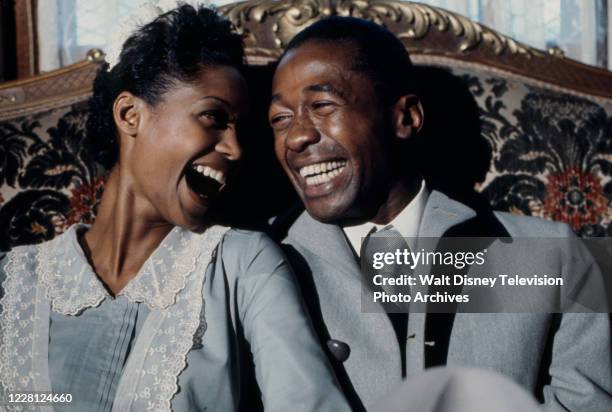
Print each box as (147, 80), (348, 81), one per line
(406, 191), (479, 372)
(287, 191), (478, 277)
(418, 190), (478, 238)
(410, 191), (478, 300)
(285, 192), (483, 385)
(287, 211), (362, 281)
(286, 211), (403, 405)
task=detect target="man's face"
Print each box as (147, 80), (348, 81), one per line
(269, 42), (392, 222)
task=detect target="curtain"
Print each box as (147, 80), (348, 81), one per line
(36, 0), (610, 72)
(419, 0), (608, 69)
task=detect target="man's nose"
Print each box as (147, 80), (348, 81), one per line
(216, 127), (242, 161)
(285, 115), (320, 152)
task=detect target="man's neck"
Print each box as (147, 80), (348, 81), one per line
(369, 176), (422, 225)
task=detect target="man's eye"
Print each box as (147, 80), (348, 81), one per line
(269, 113), (292, 129)
(312, 101), (335, 114)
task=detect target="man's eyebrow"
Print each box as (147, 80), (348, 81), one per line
(269, 83), (345, 105)
(305, 83), (345, 98)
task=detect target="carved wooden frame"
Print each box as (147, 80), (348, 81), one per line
(14, 0), (38, 78)
(1, 0), (611, 119)
(0, 51), (104, 121)
(220, 0), (612, 99)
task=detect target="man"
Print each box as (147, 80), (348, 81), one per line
(267, 17), (611, 411)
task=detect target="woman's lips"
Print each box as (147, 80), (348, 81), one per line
(184, 166), (224, 201)
(192, 164), (226, 185)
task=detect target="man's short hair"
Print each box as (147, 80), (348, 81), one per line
(283, 16), (415, 105)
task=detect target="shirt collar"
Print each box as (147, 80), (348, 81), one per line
(343, 180), (429, 256)
(38, 223), (206, 315)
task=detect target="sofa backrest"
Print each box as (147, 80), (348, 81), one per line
(1, 0), (611, 250)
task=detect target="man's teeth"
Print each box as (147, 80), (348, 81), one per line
(194, 165), (225, 184)
(299, 160), (347, 186)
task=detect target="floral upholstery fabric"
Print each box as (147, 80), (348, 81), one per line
(454, 67), (612, 237)
(1, 67), (611, 251)
(0, 103), (106, 251)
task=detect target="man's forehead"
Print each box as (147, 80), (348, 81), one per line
(272, 45), (360, 98)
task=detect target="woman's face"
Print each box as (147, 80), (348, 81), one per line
(126, 65), (247, 231)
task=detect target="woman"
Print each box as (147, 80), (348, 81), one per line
(0, 4), (348, 411)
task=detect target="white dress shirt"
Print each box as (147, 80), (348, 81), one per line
(343, 180), (429, 256)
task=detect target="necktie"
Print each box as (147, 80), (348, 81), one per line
(360, 225), (410, 376)
(360, 225), (413, 310)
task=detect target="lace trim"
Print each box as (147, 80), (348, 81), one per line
(38, 224), (211, 314)
(0, 247), (39, 411)
(113, 225), (229, 411)
(38, 227), (108, 315)
(1, 225), (229, 411)
(119, 227), (199, 310)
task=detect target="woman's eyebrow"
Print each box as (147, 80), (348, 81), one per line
(199, 96), (231, 106)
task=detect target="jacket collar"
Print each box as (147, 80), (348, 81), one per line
(288, 212), (361, 279)
(38, 223), (205, 315)
(417, 190), (477, 237)
(286, 190), (477, 278)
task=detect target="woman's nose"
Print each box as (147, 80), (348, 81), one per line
(216, 127), (242, 161)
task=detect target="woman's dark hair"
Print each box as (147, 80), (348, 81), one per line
(87, 4), (245, 168)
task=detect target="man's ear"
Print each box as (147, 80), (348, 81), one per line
(392, 94), (424, 140)
(113, 91), (144, 137)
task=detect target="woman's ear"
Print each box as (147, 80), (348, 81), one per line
(393, 94), (424, 140)
(113, 91), (143, 137)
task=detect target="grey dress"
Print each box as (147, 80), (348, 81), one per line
(0, 224), (349, 412)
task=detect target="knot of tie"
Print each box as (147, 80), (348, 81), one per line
(360, 225), (412, 312)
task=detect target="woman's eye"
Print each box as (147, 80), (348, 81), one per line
(200, 110), (230, 128)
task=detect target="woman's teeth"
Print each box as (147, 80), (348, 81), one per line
(194, 165), (225, 185)
(299, 160), (347, 186)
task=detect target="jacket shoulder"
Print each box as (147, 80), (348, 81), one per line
(218, 228), (286, 274)
(493, 211), (575, 237)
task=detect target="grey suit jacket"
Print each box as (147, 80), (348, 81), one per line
(276, 190), (612, 411)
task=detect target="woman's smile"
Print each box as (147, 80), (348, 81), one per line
(184, 162), (227, 202)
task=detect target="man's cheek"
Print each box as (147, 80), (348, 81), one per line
(273, 143), (287, 165)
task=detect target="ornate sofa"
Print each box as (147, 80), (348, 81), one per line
(1, 0), (612, 252)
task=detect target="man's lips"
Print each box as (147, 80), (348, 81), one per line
(290, 158), (349, 196)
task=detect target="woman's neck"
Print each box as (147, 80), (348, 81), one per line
(83, 167), (173, 295)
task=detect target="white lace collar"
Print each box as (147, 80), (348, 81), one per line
(38, 223), (205, 315)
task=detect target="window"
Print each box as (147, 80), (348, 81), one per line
(34, 0), (611, 72)
(418, 0), (609, 68)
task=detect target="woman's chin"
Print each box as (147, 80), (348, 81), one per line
(175, 211), (211, 233)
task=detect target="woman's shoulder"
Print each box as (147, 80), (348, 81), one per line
(215, 228), (288, 279)
(0, 243), (42, 299)
(1, 243), (42, 272)
(220, 228), (281, 258)
(222, 227), (271, 244)
(0, 227), (81, 285)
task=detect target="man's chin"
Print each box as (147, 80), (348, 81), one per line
(303, 197), (351, 224)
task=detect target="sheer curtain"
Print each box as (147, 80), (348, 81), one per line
(419, 0), (606, 69)
(36, 0), (610, 72)
(36, 0), (236, 72)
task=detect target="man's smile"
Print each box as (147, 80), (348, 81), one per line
(298, 159), (348, 186)
(289, 157), (351, 198)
